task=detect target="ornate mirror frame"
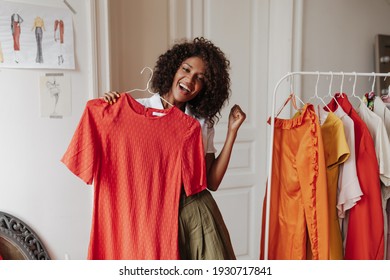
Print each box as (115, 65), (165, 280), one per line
(0, 211), (50, 260)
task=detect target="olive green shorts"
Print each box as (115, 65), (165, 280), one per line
(178, 189), (236, 260)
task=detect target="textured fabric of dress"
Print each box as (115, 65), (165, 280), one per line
(358, 100), (390, 259)
(260, 103), (330, 260)
(327, 93), (384, 260)
(136, 94), (235, 260)
(61, 94), (207, 260)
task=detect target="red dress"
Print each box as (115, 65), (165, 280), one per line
(327, 94), (384, 259)
(61, 94), (207, 259)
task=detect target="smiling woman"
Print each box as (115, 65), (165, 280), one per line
(0, 211), (50, 260)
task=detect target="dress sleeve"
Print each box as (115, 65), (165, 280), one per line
(327, 120), (350, 169)
(61, 101), (99, 185)
(181, 121), (208, 196)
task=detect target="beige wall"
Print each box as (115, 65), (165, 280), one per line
(109, 0), (170, 97)
(301, 0), (390, 103)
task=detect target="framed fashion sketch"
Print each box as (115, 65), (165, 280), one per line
(40, 73), (72, 118)
(0, 0), (75, 69)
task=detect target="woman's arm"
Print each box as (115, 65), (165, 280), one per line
(206, 104), (246, 191)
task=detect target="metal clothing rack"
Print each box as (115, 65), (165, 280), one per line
(264, 71), (390, 260)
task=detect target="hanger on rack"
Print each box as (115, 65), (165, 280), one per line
(288, 73), (305, 106)
(308, 71), (331, 111)
(325, 71), (341, 109)
(126, 67), (174, 108)
(350, 72), (363, 103)
(371, 72), (376, 94)
(275, 73), (304, 118)
(382, 73), (390, 100)
(337, 71), (345, 99)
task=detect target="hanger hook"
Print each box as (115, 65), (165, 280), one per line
(328, 71), (333, 97)
(339, 71), (345, 95)
(140, 66), (154, 91)
(288, 72), (294, 93)
(315, 71), (320, 97)
(352, 72), (357, 96)
(371, 72), (376, 93)
(384, 73), (390, 97)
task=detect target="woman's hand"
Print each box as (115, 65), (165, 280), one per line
(102, 91), (121, 105)
(228, 104), (246, 133)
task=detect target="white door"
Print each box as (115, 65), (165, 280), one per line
(169, 0), (270, 259)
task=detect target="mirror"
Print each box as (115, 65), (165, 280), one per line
(0, 211), (50, 260)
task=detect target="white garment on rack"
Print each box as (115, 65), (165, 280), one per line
(332, 106), (363, 218)
(367, 97), (390, 259)
(357, 103), (390, 186)
(373, 97), (390, 140)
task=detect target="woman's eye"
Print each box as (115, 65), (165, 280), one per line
(182, 67), (190, 73)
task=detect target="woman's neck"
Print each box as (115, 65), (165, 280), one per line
(161, 94), (186, 111)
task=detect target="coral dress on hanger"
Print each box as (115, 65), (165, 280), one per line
(62, 94), (207, 259)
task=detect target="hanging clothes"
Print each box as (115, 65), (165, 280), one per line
(260, 103), (329, 260)
(331, 106), (363, 219)
(373, 97), (390, 136)
(318, 108), (350, 259)
(367, 96), (390, 259)
(61, 94), (207, 260)
(357, 100), (390, 260)
(357, 101), (390, 186)
(327, 93), (384, 260)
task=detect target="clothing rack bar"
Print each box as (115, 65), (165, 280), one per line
(264, 71), (390, 260)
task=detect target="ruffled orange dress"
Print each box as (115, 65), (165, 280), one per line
(260, 103), (330, 260)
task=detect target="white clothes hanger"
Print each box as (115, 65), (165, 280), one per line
(326, 71), (341, 108)
(126, 67), (174, 108)
(382, 73), (390, 99)
(350, 72), (363, 103)
(371, 72), (376, 93)
(274, 73), (305, 118)
(288, 73), (305, 106)
(338, 71), (346, 100)
(328, 71), (334, 97)
(308, 71), (331, 111)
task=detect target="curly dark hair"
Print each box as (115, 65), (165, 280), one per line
(151, 37), (231, 126)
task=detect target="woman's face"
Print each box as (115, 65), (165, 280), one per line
(168, 56), (206, 107)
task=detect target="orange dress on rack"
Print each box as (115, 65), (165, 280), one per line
(260, 103), (330, 260)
